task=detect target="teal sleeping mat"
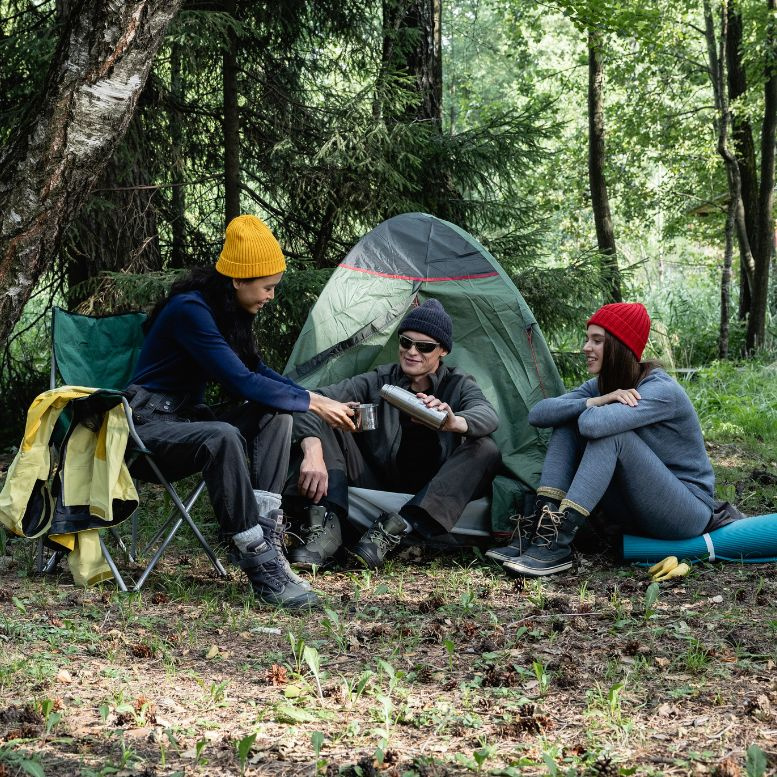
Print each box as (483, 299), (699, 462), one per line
(622, 513), (777, 563)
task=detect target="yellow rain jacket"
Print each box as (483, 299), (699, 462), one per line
(0, 386), (138, 586)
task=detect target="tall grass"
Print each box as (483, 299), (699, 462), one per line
(683, 361), (777, 456)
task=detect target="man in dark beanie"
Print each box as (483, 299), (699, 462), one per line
(285, 298), (501, 570)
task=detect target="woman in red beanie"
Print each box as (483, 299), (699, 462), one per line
(487, 302), (716, 577)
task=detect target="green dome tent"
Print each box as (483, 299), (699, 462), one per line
(284, 212), (565, 534)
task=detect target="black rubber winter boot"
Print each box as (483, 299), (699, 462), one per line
(239, 540), (318, 608)
(502, 505), (587, 577)
(289, 505), (342, 570)
(351, 512), (410, 569)
(485, 497), (560, 564)
(263, 509), (311, 590)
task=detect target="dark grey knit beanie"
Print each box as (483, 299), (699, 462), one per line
(398, 299), (453, 352)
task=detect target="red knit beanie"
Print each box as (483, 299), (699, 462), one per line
(587, 303), (651, 360)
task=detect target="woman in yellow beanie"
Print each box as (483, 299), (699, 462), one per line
(125, 215), (355, 608)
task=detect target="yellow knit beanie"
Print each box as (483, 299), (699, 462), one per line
(215, 214), (286, 278)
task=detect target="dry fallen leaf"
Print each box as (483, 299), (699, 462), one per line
(206, 645), (220, 659)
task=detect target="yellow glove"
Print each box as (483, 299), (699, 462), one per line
(648, 556), (678, 579)
(652, 562), (690, 581)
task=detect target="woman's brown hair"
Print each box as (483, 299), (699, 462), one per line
(597, 331), (656, 395)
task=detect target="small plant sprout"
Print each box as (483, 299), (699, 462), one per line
(303, 643), (325, 702)
(607, 682), (624, 723)
(311, 731), (326, 773)
(194, 737), (209, 767)
(443, 637), (456, 671)
(321, 608), (349, 654)
(38, 698), (62, 737)
(532, 660), (550, 696)
(208, 678), (229, 706)
(235, 732), (256, 776)
(644, 581), (660, 619)
(526, 579), (547, 610)
(746, 743), (768, 777)
(288, 631), (306, 675)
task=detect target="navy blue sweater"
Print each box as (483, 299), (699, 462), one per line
(131, 291), (310, 412)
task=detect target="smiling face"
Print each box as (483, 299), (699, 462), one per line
(232, 272), (284, 314)
(398, 329), (448, 383)
(583, 324), (606, 375)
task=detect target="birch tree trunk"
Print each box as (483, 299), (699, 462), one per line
(0, 0), (181, 347)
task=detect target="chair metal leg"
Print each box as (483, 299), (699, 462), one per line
(141, 480), (206, 557)
(131, 511), (138, 562)
(43, 550), (62, 573)
(133, 473), (226, 592)
(99, 535), (128, 593)
(109, 527), (135, 564)
(133, 516), (185, 591)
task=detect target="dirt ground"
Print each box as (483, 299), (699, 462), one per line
(0, 452), (776, 776)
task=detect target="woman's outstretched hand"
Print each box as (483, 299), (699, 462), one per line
(308, 392), (356, 430)
(587, 388), (641, 408)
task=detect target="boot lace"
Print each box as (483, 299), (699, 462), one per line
(366, 521), (403, 555)
(506, 513), (535, 553)
(531, 506), (563, 549)
(302, 517), (331, 544)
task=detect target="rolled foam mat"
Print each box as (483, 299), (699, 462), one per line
(622, 513), (777, 563)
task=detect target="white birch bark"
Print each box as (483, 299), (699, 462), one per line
(0, 0), (182, 346)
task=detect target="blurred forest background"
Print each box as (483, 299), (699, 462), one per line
(1, 0), (777, 444)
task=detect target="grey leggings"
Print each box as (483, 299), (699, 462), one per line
(541, 422), (712, 539)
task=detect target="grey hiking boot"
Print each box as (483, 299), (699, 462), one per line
(239, 540), (318, 609)
(289, 505), (342, 570)
(485, 513), (539, 564)
(486, 497), (560, 564)
(503, 505), (586, 577)
(351, 512), (410, 569)
(264, 510), (311, 590)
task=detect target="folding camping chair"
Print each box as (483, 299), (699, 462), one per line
(44, 306), (227, 590)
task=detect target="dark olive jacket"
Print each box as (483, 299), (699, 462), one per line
(293, 362), (499, 483)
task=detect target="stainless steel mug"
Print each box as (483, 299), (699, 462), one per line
(379, 385), (447, 430)
(354, 403), (379, 431)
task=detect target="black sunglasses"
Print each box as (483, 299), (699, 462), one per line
(398, 334), (440, 354)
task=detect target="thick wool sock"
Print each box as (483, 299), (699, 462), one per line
(559, 498), (590, 521)
(536, 487), (565, 511)
(254, 490), (282, 525)
(233, 523), (266, 554)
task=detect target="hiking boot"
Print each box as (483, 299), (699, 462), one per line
(239, 540), (318, 609)
(485, 513), (539, 564)
(486, 497), (560, 564)
(289, 505), (342, 570)
(502, 505), (586, 577)
(351, 512), (410, 569)
(264, 509), (311, 590)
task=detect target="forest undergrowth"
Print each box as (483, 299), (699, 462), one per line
(0, 365), (775, 777)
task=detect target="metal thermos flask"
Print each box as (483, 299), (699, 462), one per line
(379, 385), (447, 430)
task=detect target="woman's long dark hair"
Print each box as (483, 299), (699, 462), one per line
(597, 331), (656, 395)
(144, 267), (260, 368)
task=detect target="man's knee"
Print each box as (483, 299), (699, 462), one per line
(461, 435), (501, 469)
